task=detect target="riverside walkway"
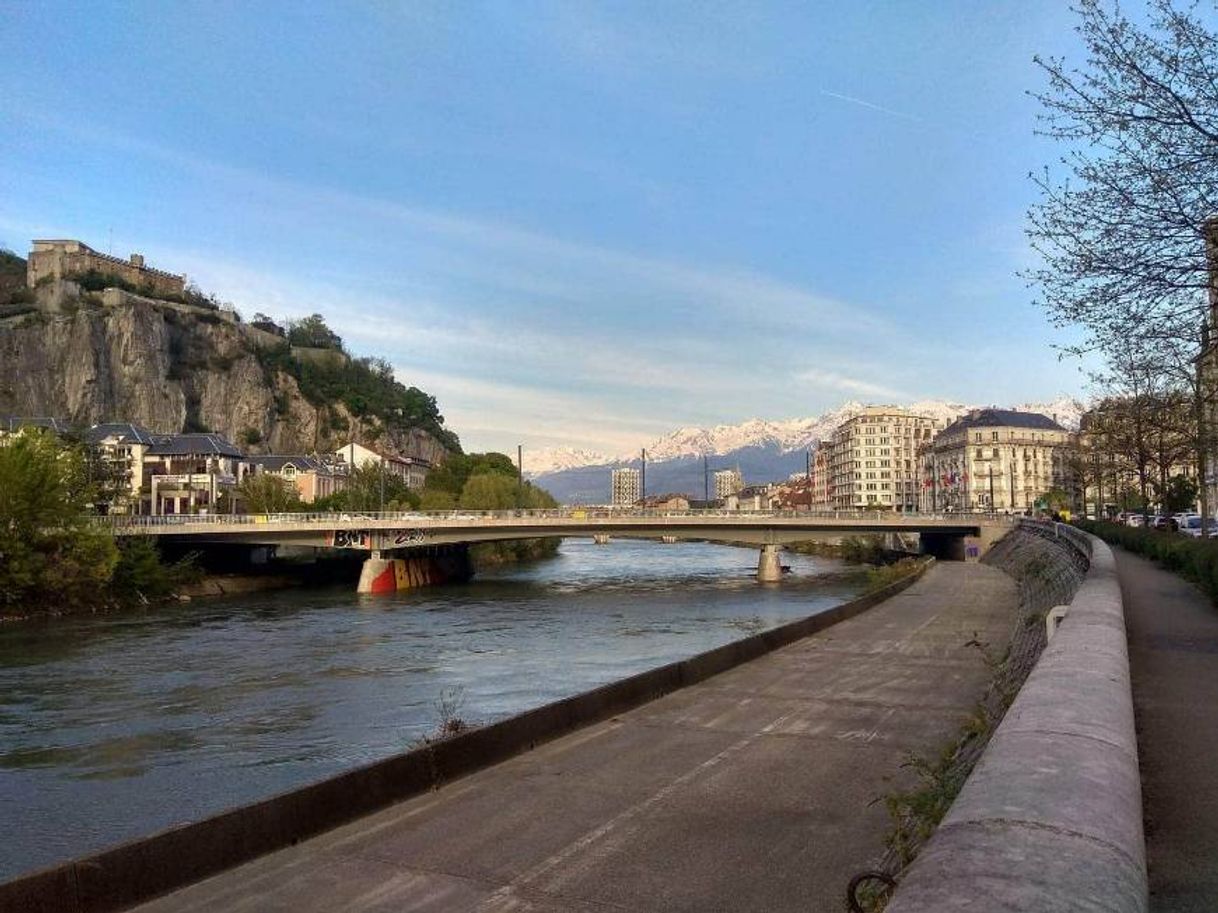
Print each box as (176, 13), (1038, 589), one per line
(1117, 551), (1218, 911)
(131, 563), (1018, 913)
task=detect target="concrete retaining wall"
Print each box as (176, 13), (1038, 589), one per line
(0, 562), (933, 913)
(887, 526), (1148, 912)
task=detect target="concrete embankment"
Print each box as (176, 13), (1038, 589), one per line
(0, 562), (936, 913)
(888, 524), (1147, 912)
(92, 560), (1020, 913)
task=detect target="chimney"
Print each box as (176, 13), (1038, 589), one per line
(130, 253), (145, 268)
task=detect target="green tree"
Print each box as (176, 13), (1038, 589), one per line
(1161, 475), (1199, 514)
(237, 473), (303, 513)
(287, 313), (344, 350)
(419, 489), (457, 510)
(0, 430), (119, 607)
(458, 473), (520, 510)
(339, 463), (420, 511)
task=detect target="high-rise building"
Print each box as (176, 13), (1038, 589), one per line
(918, 409), (1075, 512)
(713, 468), (743, 499)
(611, 467), (641, 505)
(828, 407), (939, 511)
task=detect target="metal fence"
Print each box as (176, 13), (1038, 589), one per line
(99, 508), (1015, 530)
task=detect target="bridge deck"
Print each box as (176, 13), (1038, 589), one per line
(131, 562), (1019, 913)
(106, 509), (1005, 549)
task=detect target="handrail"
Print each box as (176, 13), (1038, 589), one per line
(97, 508), (1017, 530)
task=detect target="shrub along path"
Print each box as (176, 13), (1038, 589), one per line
(131, 563), (1017, 913)
(1117, 549), (1218, 911)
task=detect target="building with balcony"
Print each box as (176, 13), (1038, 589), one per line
(611, 467), (641, 505)
(918, 409), (1075, 512)
(247, 455), (348, 503)
(142, 433), (248, 516)
(713, 468), (744, 499)
(827, 407), (939, 511)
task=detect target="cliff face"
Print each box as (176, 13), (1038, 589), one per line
(0, 298), (452, 464)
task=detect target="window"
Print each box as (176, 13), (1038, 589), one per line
(992, 431), (999, 441)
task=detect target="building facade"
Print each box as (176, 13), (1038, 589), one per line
(827, 407), (938, 510)
(27, 240), (186, 299)
(611, 467), (641, 505)
(919, 409), (1075, 512)
(247, 455), (348, 503)
(334, 442), (429, 489)
(713, 468), (744, 499)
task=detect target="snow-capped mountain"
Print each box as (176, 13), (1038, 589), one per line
(522, 447), (612, 478)
(527, 395), (1087, 503)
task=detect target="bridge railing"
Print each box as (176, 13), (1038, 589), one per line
(98, 508), (1016, 530)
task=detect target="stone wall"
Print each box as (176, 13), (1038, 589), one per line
(887, 523), (1147, 912)
(28, 241), (185, 299)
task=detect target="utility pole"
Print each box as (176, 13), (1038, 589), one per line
(703, 454), (709, 502)
(989, 462), (996, 511)
(378, 459), (385, 512)
(517, 444), (524, 508)
(641, 449), (647, 504)
(806, 449), (813, 512)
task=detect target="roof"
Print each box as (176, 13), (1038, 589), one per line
(941, 408), (1067, 435)
(0, 416), (74, 434)
(146, 433), (244, 458)
(85, 422), (158, 445)
(248, 454), (331, 473)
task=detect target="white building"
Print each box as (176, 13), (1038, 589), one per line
(919, 409), (1075, 512)
(334, 441), (429, 489)
(827, 407), (939, 511)
(611, 467), (641, 505)
(713, 468), (744, 499)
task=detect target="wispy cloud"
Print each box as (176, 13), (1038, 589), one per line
(819, 89), (921, 123)
(794, 368), (910, 401)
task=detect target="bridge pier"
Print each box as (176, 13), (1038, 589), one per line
(757, 544), (783, 582)
(593, 534), (610, 545)
(356, 546), (474, 595)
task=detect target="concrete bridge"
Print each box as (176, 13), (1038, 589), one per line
(106, 509), (1012, 591)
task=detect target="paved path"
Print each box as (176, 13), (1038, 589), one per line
(133, 564), (1018, 913)
(1117, 550), (1218, 912)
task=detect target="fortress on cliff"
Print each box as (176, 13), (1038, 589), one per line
(27, 239), (186, 299)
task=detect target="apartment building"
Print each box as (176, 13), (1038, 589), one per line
(713, 468), (744, 499)
(919, 409), (1075, 512)
(827, 407), (938, 511)
(611, 467), (641, 505)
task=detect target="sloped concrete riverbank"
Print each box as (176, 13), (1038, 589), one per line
(109, 561), (1019, 913)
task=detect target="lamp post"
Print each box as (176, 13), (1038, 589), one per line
(640, 449), (647, 504)
(517, 444), (524, 508)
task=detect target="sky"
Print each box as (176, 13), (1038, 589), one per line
(0, 1), (1099, 456)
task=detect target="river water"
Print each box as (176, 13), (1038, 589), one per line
(0, 539), (859, 881)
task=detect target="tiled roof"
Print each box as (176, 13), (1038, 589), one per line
(941, 409), (1067, 435)
(85, 422), (159, 445)
(248, 454), (332, 472)
(146, 433), (244, 458)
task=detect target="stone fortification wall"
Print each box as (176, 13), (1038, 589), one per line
(28, 241), (185, 299)
(887, 523), (1146, 912)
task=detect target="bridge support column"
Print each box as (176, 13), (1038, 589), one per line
(357, 552), (398, 595)
(593, 534), (610, 545)
(757, 544), (783, 582)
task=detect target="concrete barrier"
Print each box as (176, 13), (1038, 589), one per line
(887, 528), (1147, 913)
(0, 561), (933, 913)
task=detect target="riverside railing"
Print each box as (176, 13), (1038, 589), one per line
(98, 508), (1016, 530)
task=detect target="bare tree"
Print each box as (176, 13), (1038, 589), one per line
(1027, 1), (1218, 350)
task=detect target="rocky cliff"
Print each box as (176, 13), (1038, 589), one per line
(0, 294), (455, 463)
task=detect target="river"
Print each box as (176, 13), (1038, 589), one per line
(0, 539), (860, 881)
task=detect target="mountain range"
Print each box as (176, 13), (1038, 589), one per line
(526, 396), (1085, 505)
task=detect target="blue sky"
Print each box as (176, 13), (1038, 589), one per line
(1, 1), (1097, 455)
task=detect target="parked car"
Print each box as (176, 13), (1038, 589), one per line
(1180, 515), (1218, 538)
(1153, 515), (1178, 532)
